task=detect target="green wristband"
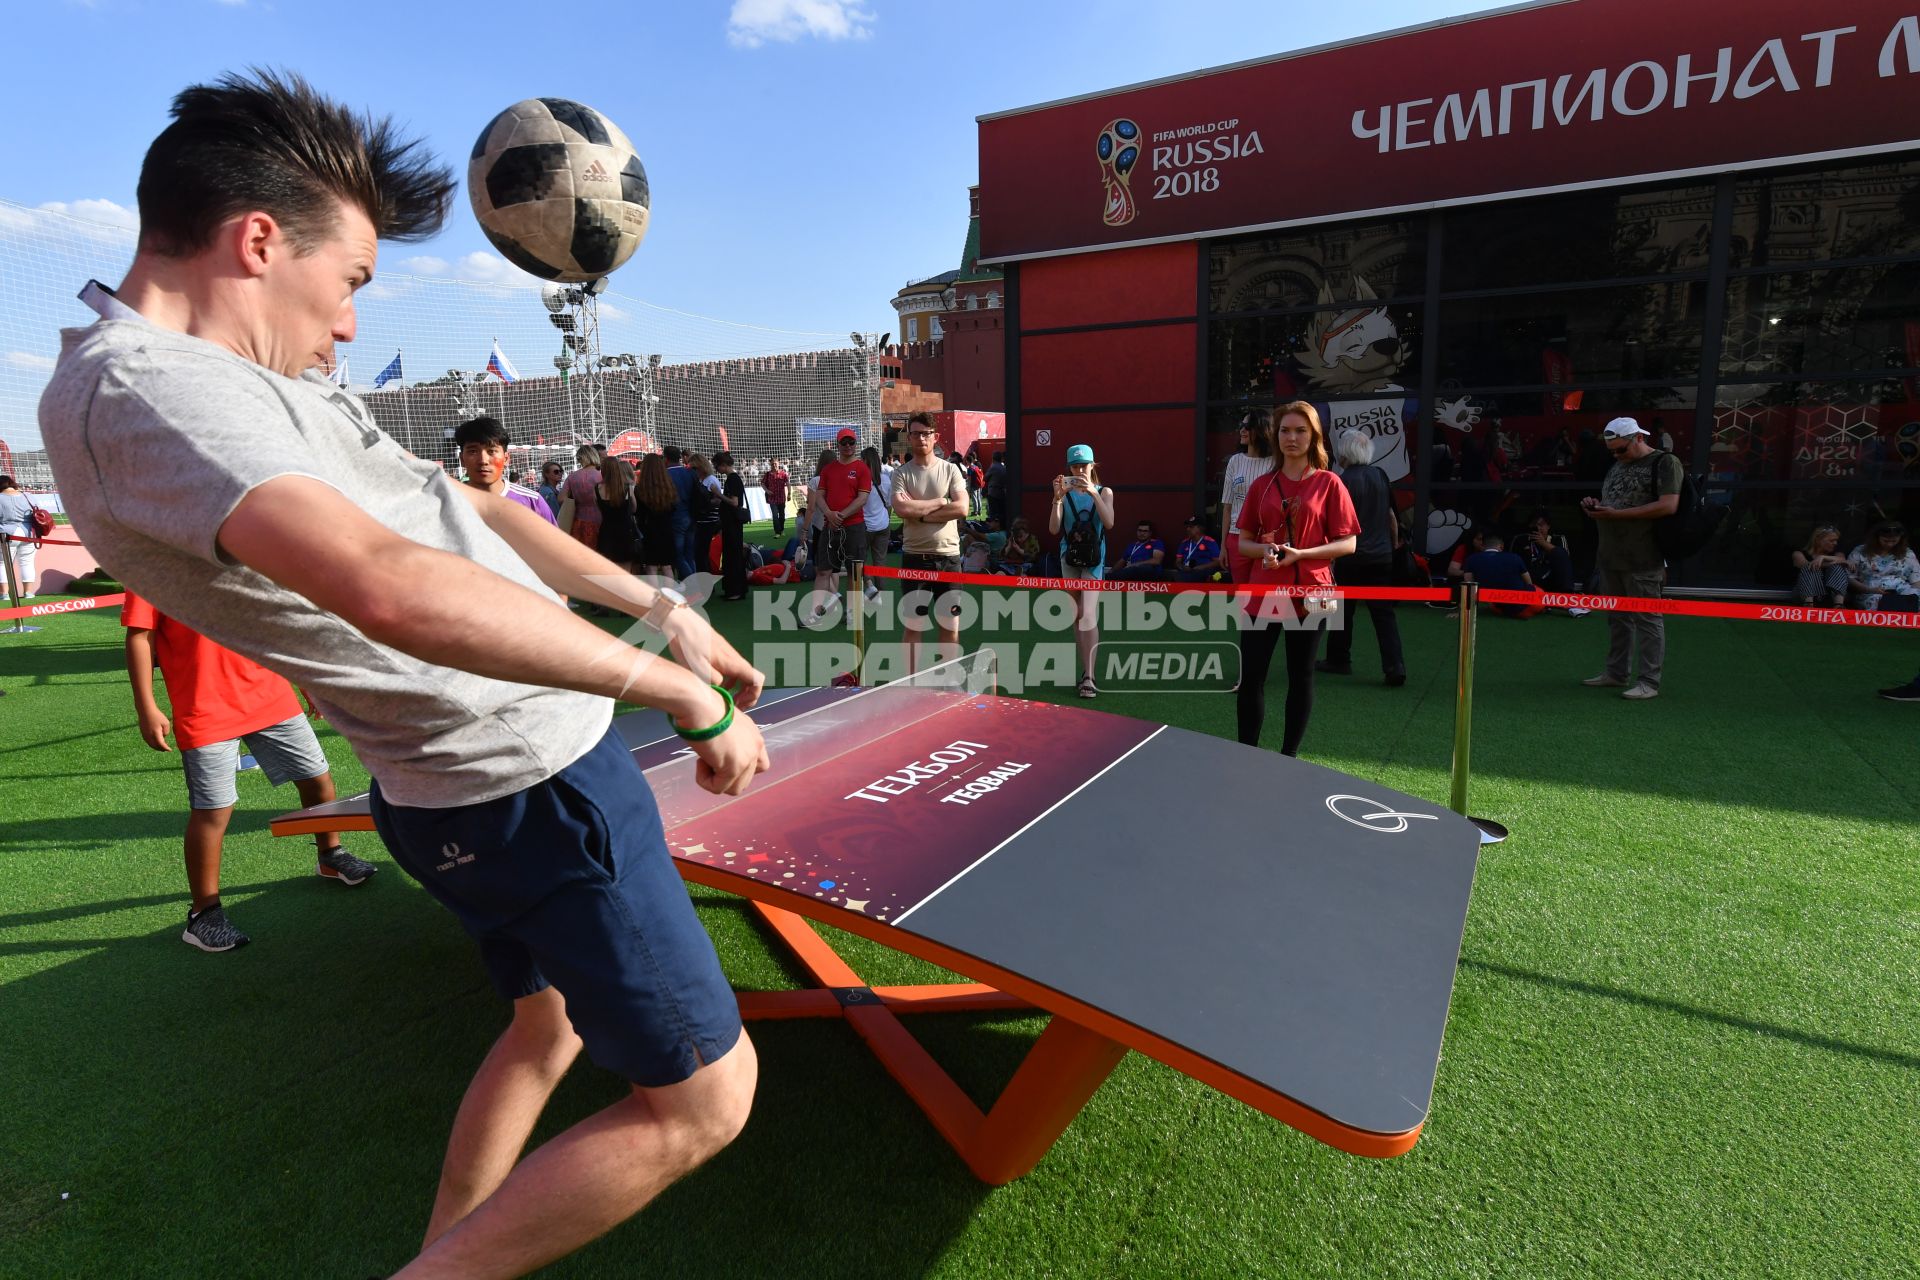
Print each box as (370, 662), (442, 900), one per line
(671, 684), (735, 742)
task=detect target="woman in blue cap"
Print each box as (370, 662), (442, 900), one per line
(1049, 444), (1114, 697)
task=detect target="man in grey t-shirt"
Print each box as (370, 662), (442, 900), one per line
(1581, 416), (1683, 700)
(889, 411), (970, 670)
(37, 71), (767, 1277)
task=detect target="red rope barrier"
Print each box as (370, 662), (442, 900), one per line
(1, 532), (87, 547)
(857, 565), (1914, 631)
(1477, 588), (1919, 630)
(860, 564), (1448, 602)
(0, 592), (125, 623)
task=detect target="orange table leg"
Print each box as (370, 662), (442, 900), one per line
(961, 1016), (1129, 1185)
(735, 902), (1125, 1183)
(875, 984), (1031, 1014)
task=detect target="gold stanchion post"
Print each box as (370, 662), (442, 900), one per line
(1448, 580), (1505, 843)
(848, 559), (867, 684)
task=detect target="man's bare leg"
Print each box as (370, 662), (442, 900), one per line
(396, 1026), (757, 1280)
(419, 987), (584, 1249)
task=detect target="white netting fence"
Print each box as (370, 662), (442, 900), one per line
(0, 197), (882, 493)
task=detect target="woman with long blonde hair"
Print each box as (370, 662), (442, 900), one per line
(1792, 524), (1849, 606)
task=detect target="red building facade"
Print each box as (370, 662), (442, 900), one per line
(978, 0), (1920, 586)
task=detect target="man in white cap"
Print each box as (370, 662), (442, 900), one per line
(1580, 416), (1682, 699)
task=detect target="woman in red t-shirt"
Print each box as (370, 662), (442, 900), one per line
(1234, 401), (1359, 756)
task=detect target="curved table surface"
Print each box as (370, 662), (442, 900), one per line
(275, 684), (1480, 1149)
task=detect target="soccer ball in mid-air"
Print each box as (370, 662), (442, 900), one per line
(468, 97), (650, 283)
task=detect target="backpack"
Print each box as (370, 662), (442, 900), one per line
(1649, 451), (1724, 562)
(1061, 490), (1103, 569)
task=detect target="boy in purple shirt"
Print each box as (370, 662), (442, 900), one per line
(456, 416), (555, 525)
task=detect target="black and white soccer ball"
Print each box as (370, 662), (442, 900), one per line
(468, 98), (650, 283)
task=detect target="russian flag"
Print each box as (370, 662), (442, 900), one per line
(485, 339), (519, 383)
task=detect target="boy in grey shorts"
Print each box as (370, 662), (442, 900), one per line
(124, 592), (376, 951)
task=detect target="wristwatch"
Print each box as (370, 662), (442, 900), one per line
(641, 586), (689, 634)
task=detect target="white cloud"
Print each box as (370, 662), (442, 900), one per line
(449, 251), (522, 283)
(389, 251), (525, 285)
(3, 351), (58, 372)
(394, 254), (450, 276)
(36, 198), (139, 231)
(597, 300), (631, 322)
(727, 0), (874, 49)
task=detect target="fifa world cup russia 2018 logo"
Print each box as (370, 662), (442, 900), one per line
(1095, 118), (1141, 227)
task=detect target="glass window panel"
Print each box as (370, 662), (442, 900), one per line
(1683, 484), (1920, 589)
(1431, 387), (1698, 472)
(1203, 404), (1422, 513)
(1208, 306), (1424, 404)
(1436, 283), (1706, 387)
(1209, 216), (1425, 313)
(1709, 380), (1920, 485)
(1439, 183), (1715, 291)
(1728, 157), (1920, 269)
(1719, 263), (1920, 377)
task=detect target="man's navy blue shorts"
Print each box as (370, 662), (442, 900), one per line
(368, 724), (742, 1088)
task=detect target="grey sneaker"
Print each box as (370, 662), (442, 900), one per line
(1621, 682), (1660, 700)
(317, 847), (379, 886)
(1582, 673), (1628, 687)
(183, 904), (250, 952)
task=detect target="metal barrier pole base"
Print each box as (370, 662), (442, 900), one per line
(1, 623), (44, 636)
(1448, 580), (1508, 845)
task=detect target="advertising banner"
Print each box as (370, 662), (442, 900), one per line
(978, 0), (1920, 261)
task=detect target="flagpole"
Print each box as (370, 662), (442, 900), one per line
(397, 349), (411, 446)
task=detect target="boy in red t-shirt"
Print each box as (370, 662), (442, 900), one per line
(123, 593), (376, 952)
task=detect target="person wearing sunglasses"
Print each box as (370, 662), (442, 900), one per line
(1579, 416), (1683, 701)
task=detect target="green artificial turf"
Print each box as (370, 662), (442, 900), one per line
(2, 582), (1918, 1278)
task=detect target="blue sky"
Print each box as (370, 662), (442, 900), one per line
(6, 0), (1507, 337)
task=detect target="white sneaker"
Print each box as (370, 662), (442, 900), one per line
(1621, 682), (1660, 700)
(1566, 606), (1591, 617)
(1582, 673), (1628, 688)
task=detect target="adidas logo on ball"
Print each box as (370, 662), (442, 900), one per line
(582, 159), (612, 183)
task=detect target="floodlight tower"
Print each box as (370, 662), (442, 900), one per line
(599, 352), (662, 445)
(542, 278), (609, 444)
(849, 331), (885, 443)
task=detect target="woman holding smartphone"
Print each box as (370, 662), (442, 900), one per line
(1049, 443), (1114, 698)
(1235, 402), (1358, 755)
